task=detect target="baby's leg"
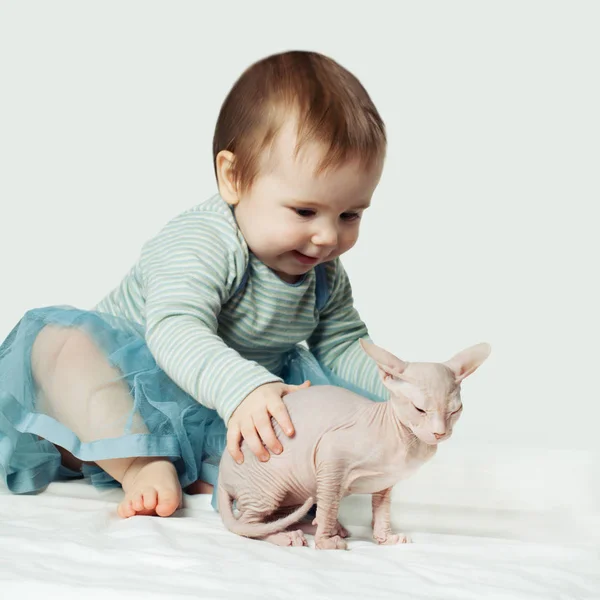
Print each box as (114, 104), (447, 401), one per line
(184, 480), (214, 495)
(31, 325), (181, 517)
(55, 443), (84, 472)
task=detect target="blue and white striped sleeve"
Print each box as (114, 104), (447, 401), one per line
(140, 211), (281, 424)
(307, 260), (387, 400)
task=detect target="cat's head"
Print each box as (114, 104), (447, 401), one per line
(360, 340), (491, 445)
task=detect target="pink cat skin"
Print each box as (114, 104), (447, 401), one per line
(218, 340), (491, 549)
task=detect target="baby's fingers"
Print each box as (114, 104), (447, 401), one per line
(254, 412), (283, 457)
(283, 379), (311, 394)
(242, 423), (270, 462)
(226, 425), (244, 464)
(269, 398), (295, 438)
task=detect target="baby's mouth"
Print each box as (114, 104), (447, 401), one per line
(292, 251), (320, 265)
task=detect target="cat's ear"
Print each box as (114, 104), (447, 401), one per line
(360, 339), (408, 379)
(443, 343), (491, 383)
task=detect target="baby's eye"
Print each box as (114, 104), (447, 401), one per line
(294, 208), (316, 218)
(412, 404), (426, 414)
(340, 212), (360, 222)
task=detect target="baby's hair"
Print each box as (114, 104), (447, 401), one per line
(212, 50), (386, 194)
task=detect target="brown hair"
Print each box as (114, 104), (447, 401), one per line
(212, 50), (386, 193)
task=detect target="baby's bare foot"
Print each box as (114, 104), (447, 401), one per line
(117, 457), (182, 518)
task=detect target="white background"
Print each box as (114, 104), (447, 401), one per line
(1, 1), (598, 515)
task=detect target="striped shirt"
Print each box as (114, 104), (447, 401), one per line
(95, 194), (386, 423)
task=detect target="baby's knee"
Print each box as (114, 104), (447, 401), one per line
(31, 326), (96, 384)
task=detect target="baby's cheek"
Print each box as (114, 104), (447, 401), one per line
(341, 234), (359, 253)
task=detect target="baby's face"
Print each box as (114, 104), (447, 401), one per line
(233, 119), (383, 283)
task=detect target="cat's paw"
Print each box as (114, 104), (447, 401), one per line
(373, 531), (412, 545)
(287, 529), (309, 547)
(334, 522), (350, 538)
(263, 529), (308, 547)
(315, 535), (348, 550)
(311, 518), (350, 539)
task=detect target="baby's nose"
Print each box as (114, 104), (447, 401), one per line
(314, 227), (337, 247)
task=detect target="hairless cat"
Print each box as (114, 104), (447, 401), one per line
(218, 340), (491, 549)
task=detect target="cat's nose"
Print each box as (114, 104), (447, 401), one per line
(433, 432), (445, 440)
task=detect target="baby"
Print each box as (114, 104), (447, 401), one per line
(0, 50), (389, 518)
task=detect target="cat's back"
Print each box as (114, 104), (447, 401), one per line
(282, 384), (375, 437)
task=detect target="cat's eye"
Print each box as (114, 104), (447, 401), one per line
(412, 404), (426, 414)
(451, 406), (463, 415)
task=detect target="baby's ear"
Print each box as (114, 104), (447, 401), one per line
(443, 343), (491, 383)
(215, 150), (240, 206)
(360, 339), (408, 380)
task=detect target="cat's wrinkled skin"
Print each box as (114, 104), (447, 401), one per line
(218, 340), (491, 549)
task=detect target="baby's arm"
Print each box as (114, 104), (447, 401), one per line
(307, 260), (387, 401)
(141, 211), (280, 424)
(140, 210), (306, 460)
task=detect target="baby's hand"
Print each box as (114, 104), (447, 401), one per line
(227, 380), (310, 464)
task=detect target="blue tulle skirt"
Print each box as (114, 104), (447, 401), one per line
(0, 306), (384, 500)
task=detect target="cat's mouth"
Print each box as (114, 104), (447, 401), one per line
(418, 432), (450, 445)
(406, 421), (450, 445)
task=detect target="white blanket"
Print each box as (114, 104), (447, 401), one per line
(0, 477), (598, 600)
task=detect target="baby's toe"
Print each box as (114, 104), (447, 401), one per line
(155, 488), (181, 517)
(142, 488), (158, 511)
(117, 499), (135, 519)
(131, 491), (145, 512)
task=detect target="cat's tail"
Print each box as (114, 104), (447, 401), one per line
(217, 485), (314, 539)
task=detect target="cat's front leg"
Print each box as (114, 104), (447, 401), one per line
(371, 487), (412, 545)
(314, 460), (348, 550)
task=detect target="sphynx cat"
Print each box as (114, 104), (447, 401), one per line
(218, 340), (491, 549)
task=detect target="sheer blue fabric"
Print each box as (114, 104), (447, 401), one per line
(0, 264), (385, 506)
(0, 306), (226, 493)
